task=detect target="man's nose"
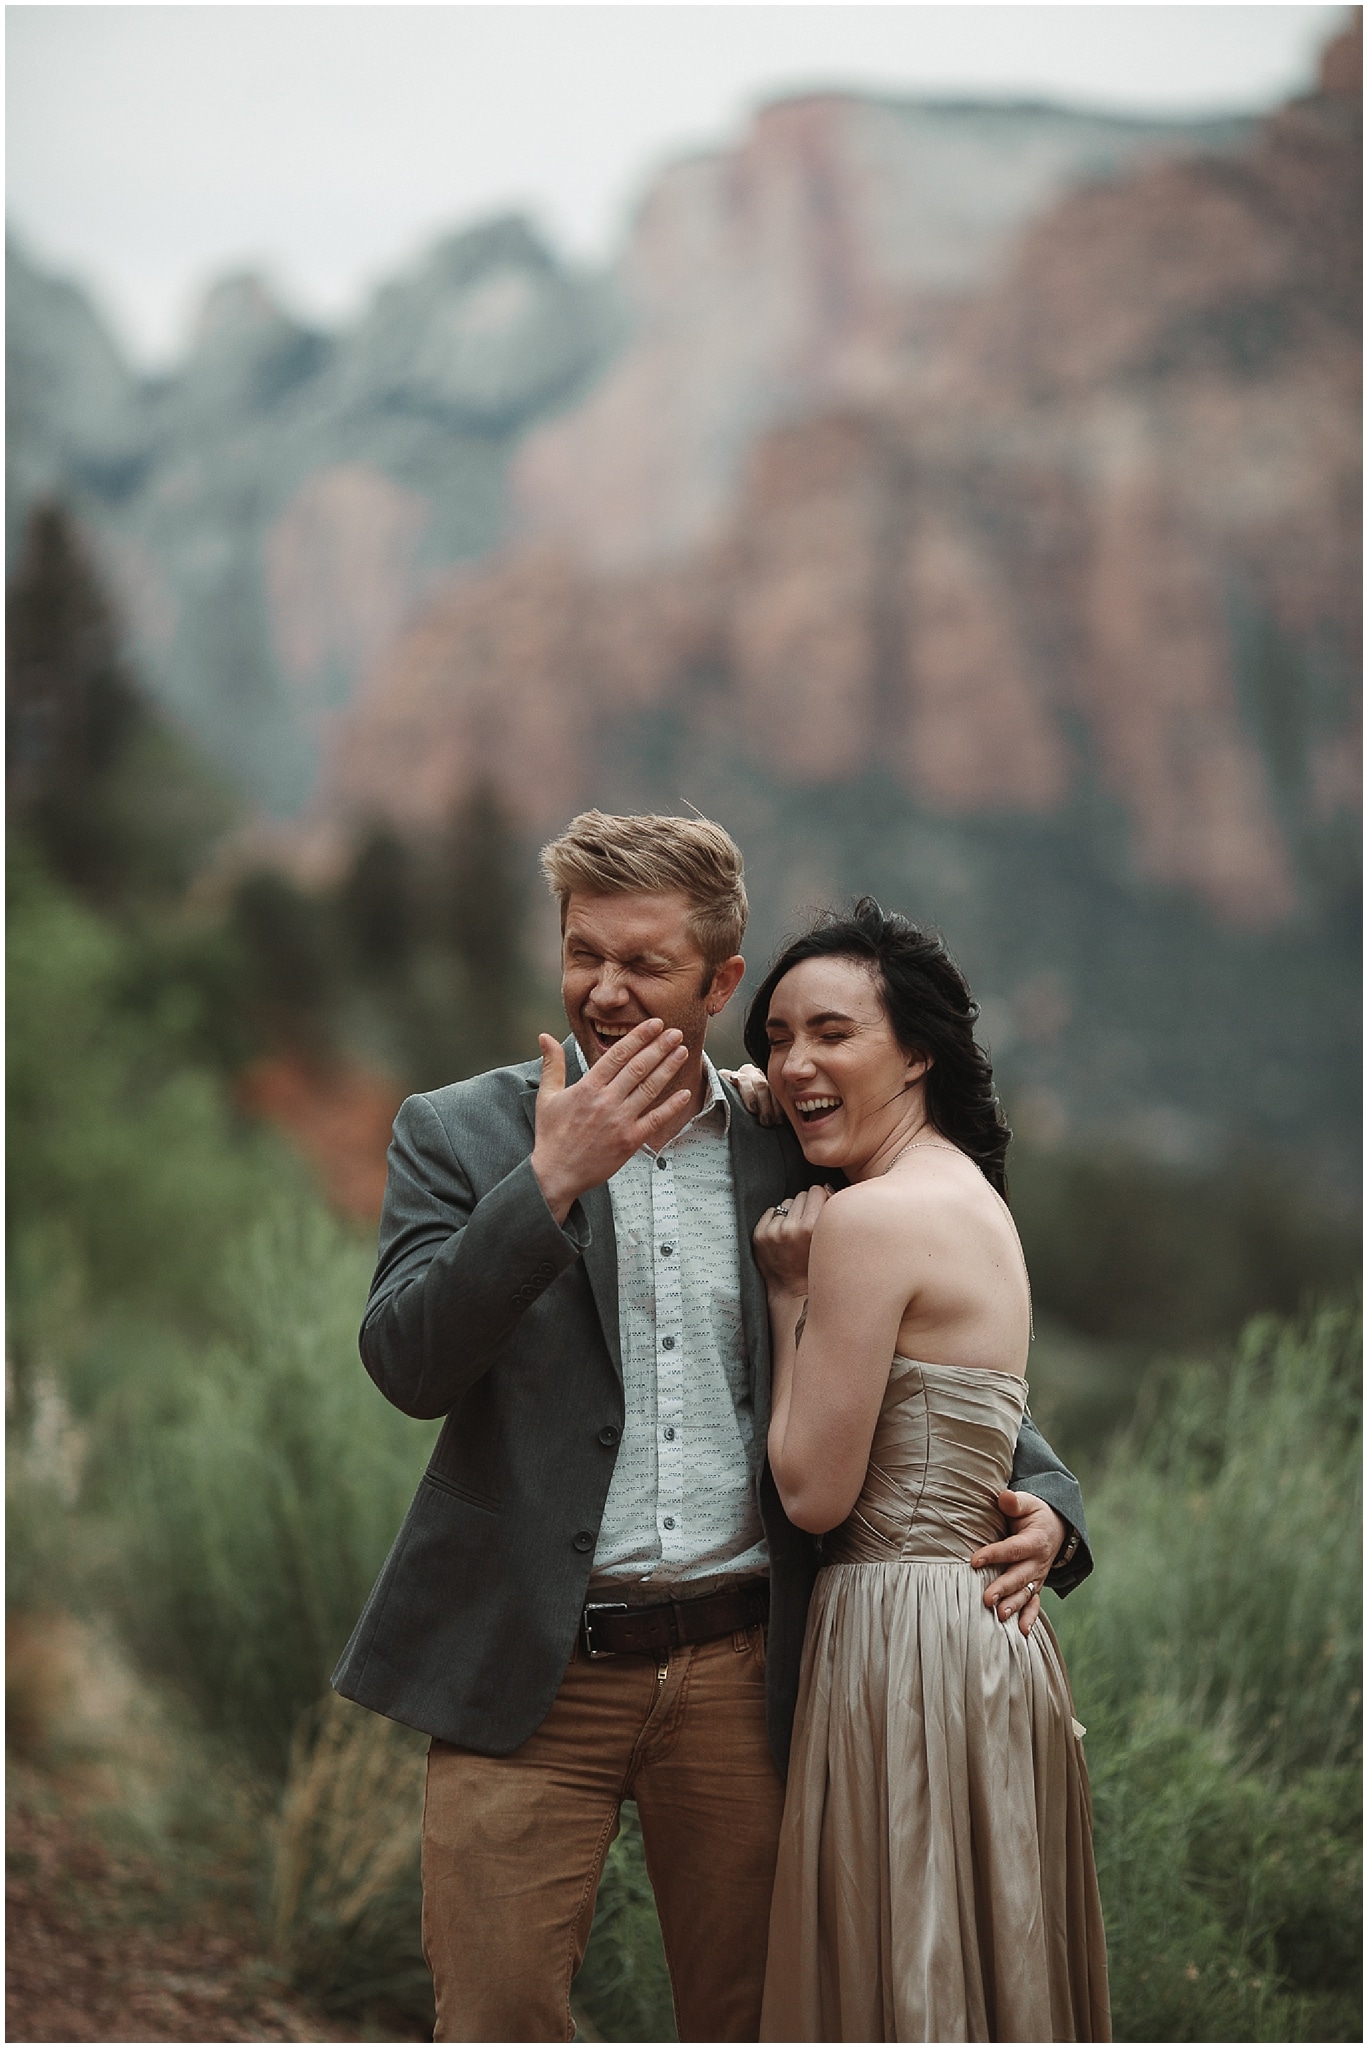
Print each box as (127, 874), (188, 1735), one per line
(592, 967), (630, 1007)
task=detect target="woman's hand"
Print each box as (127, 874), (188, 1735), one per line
(752, 1184), (831, 1300)
(720, 1063), (783, 1127)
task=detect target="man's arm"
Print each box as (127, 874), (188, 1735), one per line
(362, 1021), (697, 1419)
(360, 1091), (591, 1420)
(1009, 1410), (1091, 1593)
(968, 1412), (1092, 1635)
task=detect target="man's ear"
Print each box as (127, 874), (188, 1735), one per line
(704, 955), (746, 1016)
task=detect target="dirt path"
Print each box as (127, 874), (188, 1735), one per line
(6, 1791), (372, 2043)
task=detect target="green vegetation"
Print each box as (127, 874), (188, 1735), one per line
(1055, 1305), (1361, 2041)
(11, 817), (1359, 2036)
(6, 501), (1359, 2041)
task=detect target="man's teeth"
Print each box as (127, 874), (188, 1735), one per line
(594, 1023), (633, 1039)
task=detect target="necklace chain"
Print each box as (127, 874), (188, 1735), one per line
(887, 1138), (962, 1167)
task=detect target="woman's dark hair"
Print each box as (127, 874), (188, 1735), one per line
(743, 897), (1011, 1198)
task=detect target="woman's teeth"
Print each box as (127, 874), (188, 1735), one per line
(797, 1097), (842, 1122)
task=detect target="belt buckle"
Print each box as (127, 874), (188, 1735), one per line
(581, 1602), (630, 1658)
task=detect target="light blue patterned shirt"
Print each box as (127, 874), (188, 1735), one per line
(570, 1041), (770, 1596)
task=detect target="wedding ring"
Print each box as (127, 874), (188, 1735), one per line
(773, 1202), (791, 1217)
(1025, 1581), (1038, 1597)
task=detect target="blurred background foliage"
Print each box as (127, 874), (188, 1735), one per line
(6, 495), (1360, 2040)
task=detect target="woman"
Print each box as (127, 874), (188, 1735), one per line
(741, 900), (1109, 2043)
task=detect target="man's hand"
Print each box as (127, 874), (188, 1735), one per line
(970, 1490), (1067, 1636)
(531, 1022), (693, 1224)
(720, 1062), (784, 1127)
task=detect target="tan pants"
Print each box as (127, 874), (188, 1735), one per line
(421, 1625), (785, 2042)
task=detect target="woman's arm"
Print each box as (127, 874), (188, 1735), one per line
(754, 1185), (917, 1532)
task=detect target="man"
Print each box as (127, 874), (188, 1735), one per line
(333, 810), (1090, 2043)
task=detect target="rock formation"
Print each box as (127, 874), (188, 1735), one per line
(510, 95), (1250, 569)
(305, 38), (1359, 1179)
(318, 70), (1358, 932)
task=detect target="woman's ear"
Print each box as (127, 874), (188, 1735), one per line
(904, 1052), (933, 1085)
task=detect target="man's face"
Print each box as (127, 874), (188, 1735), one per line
(561, 890), (732, 1068)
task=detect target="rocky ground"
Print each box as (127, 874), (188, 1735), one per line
(5, 1781), (368, 2044)
(4, 1610), (427, 2044)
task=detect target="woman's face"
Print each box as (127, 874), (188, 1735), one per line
(763, 955), (928, 1175)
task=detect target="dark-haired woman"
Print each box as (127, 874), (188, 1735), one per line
(741, 902), (1109, 2042)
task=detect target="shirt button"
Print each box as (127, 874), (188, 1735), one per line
(662, 1426), (676, 1441)
(657, 1156), (669, 1170)
(661, 1335), (675, 1350)
(662, 1516), (676, 1530)
(598, 1425), (620, 1447)
(660, 1243), (674, 1256)
(572, 1531), (594, 1552)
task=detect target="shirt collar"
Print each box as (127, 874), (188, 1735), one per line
(568, 1035), (732, 1139)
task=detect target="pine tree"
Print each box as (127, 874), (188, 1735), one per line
(444, 779), (527, 1068)
(7, 500), (232, 904)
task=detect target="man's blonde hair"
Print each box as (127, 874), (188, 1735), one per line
(540, 810), (748, 970)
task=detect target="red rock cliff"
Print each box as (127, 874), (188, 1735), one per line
(312, 55), (1359, 933)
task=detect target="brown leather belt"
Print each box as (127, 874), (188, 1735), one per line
(580, 1580), (769, 1658)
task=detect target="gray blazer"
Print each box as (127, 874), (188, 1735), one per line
(332, 1042), (1092, 1772)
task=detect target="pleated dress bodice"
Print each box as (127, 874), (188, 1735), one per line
(825, 1356), (1028, 1568)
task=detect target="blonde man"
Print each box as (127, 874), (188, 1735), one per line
(334, 810), (1089, 2041)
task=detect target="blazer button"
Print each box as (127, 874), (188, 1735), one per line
(572, 1531), (594, 1552)
(598, 1426), (620, 1446)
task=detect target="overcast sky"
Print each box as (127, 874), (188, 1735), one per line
(7, 4), (1347, 367)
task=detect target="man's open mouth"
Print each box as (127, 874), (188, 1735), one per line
(795, 1096), (842, 1126)
(587, 1019), (637, 1048)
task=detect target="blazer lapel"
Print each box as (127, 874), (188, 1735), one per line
(725, 1087), (786, 1443)
(520, 1034), (623, 1384)
(577, 1179), (623, 1383)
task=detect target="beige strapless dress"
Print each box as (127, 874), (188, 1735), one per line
(760, 1359), (1110, 2042)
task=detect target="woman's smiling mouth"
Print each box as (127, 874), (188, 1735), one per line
(794, 1095), (843, 1126)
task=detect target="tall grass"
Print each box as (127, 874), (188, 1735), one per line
(106, 1209), (437, 1775)
(1053, 1303), (1361, 2041)
(270, 1694), (431, 2033)
(1057, 1304), (1360, 1777)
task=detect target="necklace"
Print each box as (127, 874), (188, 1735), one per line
(886, 1138), (962, 1168)
(884, 1137), (1035, 1343)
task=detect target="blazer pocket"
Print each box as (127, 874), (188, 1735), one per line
(421, 1470), (500, 1513)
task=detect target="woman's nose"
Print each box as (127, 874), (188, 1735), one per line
(781, 1041), (816, 1081)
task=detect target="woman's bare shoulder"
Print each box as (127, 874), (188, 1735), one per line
(831, 1154), (998, 1231)
(819, 1169), (947, 1236)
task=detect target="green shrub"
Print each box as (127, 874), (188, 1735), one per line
(270, 1694), (432, 2035)
(1055, 1303), (1361, 2039)
(7, 846), (302, 1326)
(106, 1207), (436, 1776)
(1058, 1303), (1360, 1776)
